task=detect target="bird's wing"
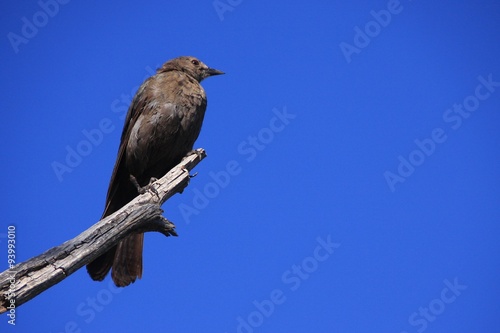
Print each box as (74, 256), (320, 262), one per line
(101, 81), (151, 217)
(101, 75), (186, 217)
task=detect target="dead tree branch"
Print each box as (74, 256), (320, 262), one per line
(0, 148), (206, 314)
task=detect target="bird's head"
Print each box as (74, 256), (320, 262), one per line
(159, 56), (224, 82)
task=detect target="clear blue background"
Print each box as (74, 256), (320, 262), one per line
(1, 1), (499, 332)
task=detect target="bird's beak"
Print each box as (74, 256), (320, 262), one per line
(206, 68), (225, 76)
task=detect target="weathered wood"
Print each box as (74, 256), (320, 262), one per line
(0, 148), (206, 314)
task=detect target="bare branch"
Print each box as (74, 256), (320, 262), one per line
(0, 148), (206, 314)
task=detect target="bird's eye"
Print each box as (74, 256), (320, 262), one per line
(191, 59), (199, 66)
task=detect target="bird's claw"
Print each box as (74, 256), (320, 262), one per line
(130, 175), (159, 198)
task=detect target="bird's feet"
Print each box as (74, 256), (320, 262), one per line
(130, 175), (159, 197)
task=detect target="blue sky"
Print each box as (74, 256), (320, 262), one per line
(1, 1), (499, 332)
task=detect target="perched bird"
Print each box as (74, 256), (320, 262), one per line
(86, 56), (224, 287)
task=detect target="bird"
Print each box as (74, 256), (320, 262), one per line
(86, 56), (224, 287)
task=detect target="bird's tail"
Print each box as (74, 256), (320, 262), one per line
(86, 233), (144, 287)
(112, 233), (144, 286)
(87, 247), (115, 281)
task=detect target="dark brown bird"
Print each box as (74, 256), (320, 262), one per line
(86, 56), (224, 287)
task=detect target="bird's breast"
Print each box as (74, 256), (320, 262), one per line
(125, 74), (208, 182)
